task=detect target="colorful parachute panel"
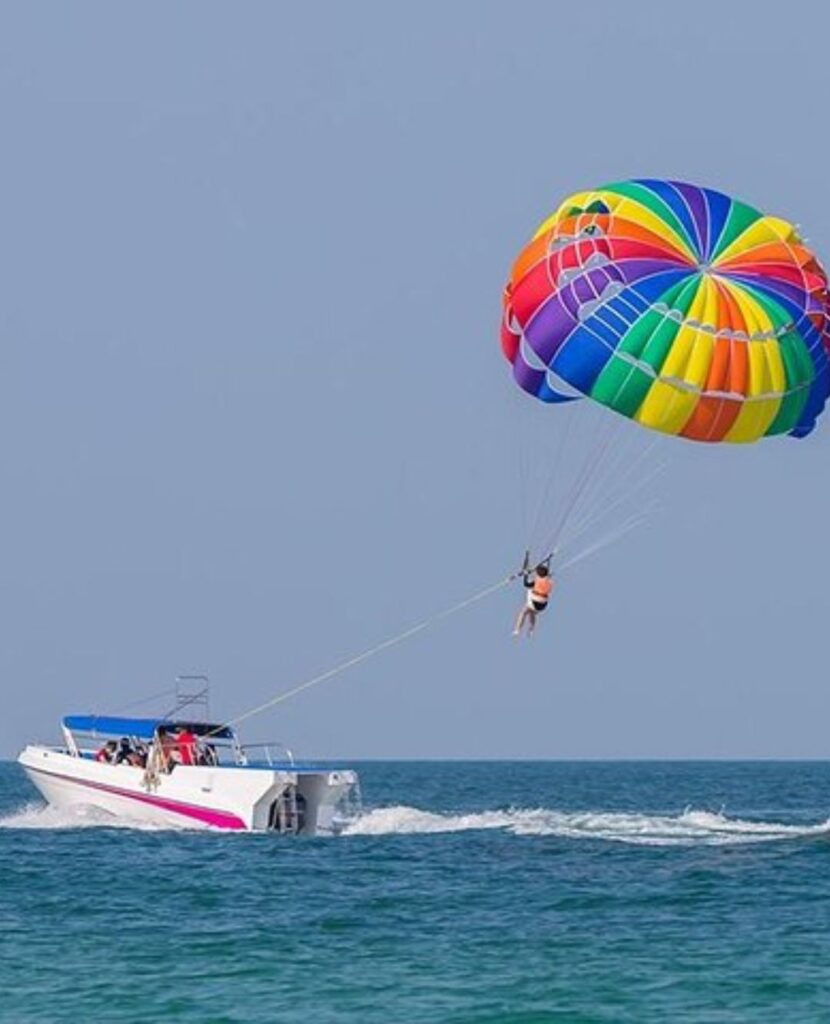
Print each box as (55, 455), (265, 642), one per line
(502, 179), (830, 441)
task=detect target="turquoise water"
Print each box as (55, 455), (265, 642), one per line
(2, 760), (830, 1023)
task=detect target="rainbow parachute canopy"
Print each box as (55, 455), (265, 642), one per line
(501, 179), (830, 442)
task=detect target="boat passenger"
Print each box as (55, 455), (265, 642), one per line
(176, 727), (198, 766)
(115, 737), (144, 767)
(95, 740), (117, 763)
(115, 737), (132, 765)
(156, 725), (179, 771)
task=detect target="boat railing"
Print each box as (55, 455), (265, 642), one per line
(239, 741), (295, 767)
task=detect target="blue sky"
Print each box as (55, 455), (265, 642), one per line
(1, 1), (827, 758)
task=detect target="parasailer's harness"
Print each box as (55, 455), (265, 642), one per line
(519, 547), (556, 579)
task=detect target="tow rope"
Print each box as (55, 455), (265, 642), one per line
(220, 569), (522, 733)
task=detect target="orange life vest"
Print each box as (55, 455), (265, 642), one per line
(532, 576), (553, 600)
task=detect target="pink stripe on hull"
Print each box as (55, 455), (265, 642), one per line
(28, 766), (247, 830)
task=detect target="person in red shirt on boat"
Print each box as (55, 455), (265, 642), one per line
(176, 726), (199, 766)
(95, 740), (117, 763)
(513, 562), (554, 638)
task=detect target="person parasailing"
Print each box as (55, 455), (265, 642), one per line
(513, 560), (554, 637)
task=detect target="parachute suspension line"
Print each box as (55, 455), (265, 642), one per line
(517, 402), (574, 563)
(548, 420), (631, 553)
(515, 402), (666, 580)
(559, 421), (653, 539)
(536, 412), (619, 563)
(221, 573), (518, 733)
(554, 435), (666, 557)
(526, 407), (575, 555)
(517, 412), (532, 545)
(556, 504), (657, 573)
(555, 457), (667, 561)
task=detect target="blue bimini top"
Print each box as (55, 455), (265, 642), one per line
(62, 715), (235, 740)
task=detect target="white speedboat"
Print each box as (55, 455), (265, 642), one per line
(18, 715), (359, 834)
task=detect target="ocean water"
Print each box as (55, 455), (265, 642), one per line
(2, 760), (830, 1023)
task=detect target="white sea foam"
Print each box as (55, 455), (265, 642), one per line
(341, 805), (830, 846)
(5, 800), (827, 845)
(0, 802), (189, 831)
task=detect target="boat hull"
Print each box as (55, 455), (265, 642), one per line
(18, 745), (356, 834)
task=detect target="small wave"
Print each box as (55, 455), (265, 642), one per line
(341, 805), (830, 846)
(0, 802), (188, 831)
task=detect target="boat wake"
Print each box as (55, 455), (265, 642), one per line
(341, 805), (830, 846)
(5, 800), (827, 845)
(0, 802), (191, 831)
